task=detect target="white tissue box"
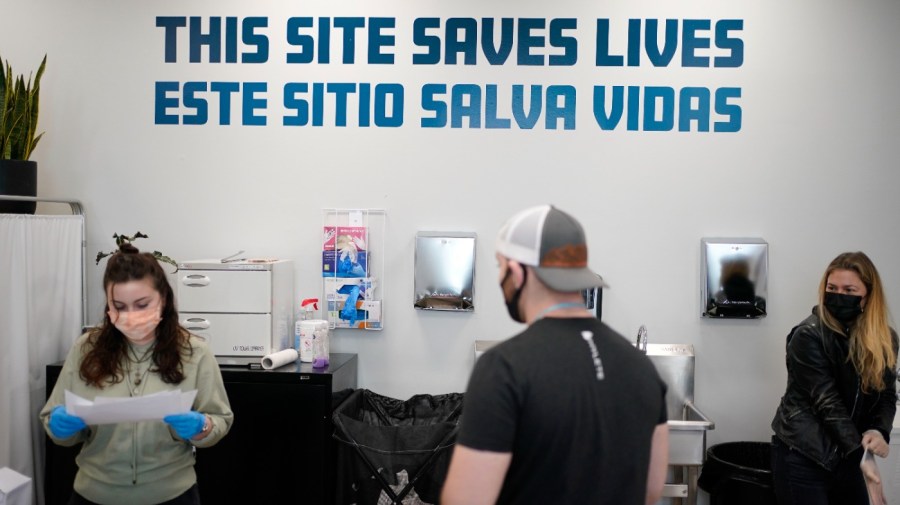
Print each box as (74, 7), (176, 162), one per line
(0, 467), (32, 505)
(327, 299), (382, 329)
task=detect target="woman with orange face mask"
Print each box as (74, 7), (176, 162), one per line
(40, 243), (233, 505)
(771, 252), (897, 505)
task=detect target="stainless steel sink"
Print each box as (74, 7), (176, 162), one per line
(644, 343), (715, 504)
(669, 400), (715, 465)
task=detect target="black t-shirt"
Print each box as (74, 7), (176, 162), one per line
(458, 318), (668, 505)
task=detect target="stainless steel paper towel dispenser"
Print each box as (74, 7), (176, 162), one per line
(701, 238), (768, 318)
(414, 232), (476, 311)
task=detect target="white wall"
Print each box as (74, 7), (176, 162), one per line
(3, 0), (900, 455)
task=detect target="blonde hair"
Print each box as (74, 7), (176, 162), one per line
(817, 252), (896, 392)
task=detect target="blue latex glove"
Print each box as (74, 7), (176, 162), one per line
(337, 255), (366, 278)
(340, 286), (361, 323)
(335, 284), (357, 296)
(340, 309), (369, 326)
(164, 411), (206, 440)
(337, 255), (353, 274)
(49, 405), (87, 439)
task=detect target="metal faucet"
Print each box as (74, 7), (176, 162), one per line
(636, 325), (648, 353)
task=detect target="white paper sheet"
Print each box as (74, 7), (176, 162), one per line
(65, 389), (197, 425)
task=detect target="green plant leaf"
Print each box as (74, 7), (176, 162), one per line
(29, 131), (43, 155)
(0, 58), (7, 142)
(95, 251), (114, 265)
(9, 76), (27, 159)
(0, 66), (13, 159)
(152, 251), (179, 272)
(23, 55), (44, 160)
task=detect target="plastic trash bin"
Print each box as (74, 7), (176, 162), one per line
(332, 389), (464, 505)
(698, 441), (777, 505)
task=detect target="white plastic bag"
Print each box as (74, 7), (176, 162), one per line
(861, 449), (887, 505)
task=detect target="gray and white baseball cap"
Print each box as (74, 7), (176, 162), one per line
(496, 204), (608, 292)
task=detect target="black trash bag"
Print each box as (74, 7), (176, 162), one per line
(333, 389), (464, 505)
(698, 442), (777, 505)
(333, 388), (356, 410)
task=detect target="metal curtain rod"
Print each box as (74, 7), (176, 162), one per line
(0, 194), (84, 215)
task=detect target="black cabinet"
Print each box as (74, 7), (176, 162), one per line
(45, 354), (358, 505)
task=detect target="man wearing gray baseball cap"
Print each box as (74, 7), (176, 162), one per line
(442, 204), (669, 505)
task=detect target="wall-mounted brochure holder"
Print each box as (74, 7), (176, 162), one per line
(322, 209), (385, 330)
(414, 232), (476, 311)
(701, 237), (768, 319)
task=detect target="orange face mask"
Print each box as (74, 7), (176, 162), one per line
(108, 303), (161, 343)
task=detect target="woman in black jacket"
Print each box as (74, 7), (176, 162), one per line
(771, 251), (897, 505)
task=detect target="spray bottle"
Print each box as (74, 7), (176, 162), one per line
(295, 298), (319, 362)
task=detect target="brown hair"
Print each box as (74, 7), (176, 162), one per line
(80, 243), (191, 387)
(817, 251), (896, 392)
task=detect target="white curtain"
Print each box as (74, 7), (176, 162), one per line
(0, 215), (84, 505)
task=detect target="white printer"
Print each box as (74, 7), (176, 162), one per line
(176, 259), (293, 367)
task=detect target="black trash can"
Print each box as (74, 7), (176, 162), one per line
(332, 389), (464, 505)
(698, 441), (777, 505)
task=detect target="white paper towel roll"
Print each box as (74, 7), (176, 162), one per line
(260, 349), (299, 370)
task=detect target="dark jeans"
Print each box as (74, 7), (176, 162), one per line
(771, 436), (868, 505)
(68, 483), (200, 505)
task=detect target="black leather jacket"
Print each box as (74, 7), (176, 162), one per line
(771, 308), (898, 470)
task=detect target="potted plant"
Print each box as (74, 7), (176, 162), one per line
(0, 53), (46, 214)
(95, 232), (179, 272)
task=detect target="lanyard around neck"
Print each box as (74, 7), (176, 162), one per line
(534, 302), (586, 322)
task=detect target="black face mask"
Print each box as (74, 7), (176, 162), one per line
(823, 291), (864, 324)
(501, 268), (527, 323)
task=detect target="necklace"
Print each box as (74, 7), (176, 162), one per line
(125, 343), (155, 395)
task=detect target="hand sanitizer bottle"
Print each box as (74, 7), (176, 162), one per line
(295, 298), (318, 362)
(312, 324), (330, 368)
